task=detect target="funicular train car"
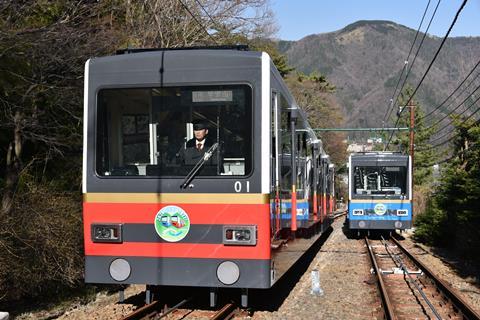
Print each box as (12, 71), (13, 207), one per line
(82, 47), (336, 306)
(348, 152), (412, 234)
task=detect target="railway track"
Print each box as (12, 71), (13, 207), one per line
(366, 235), (480, 320)
(118, 210), (347, 320)
(120, 298), (242, 320)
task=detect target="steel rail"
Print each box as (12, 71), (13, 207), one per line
(332, 210), (347, 220)
(158, 297), (192, 319)
(391, 236), (480, 320)
(211, 302), (237, 320)
(121, 300), (159, 320)
(365, 237), (397, 320)
(121, 296), (192, 320)
(381, 237), (442, 320)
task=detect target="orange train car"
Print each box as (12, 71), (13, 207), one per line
(82, 47), (336, 306)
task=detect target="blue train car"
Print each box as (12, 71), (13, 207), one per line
(348, 152), (412, 232)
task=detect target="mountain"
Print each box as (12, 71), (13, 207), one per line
(278, 20), (480, 128)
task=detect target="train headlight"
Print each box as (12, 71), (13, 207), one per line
(352, 209), (364, 216)
(109, 258), (131, 281)
(223, 225), (256, 246)
(91, 224), (123, 243)
(397, 209), (408, 216)
(217, 261), (240, 285)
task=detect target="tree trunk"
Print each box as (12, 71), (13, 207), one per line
(1, 111), (23, 216)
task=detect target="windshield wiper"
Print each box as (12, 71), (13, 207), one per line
(180, 143), (218, 189)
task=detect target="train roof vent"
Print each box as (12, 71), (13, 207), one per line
(116, 45), (250, 55)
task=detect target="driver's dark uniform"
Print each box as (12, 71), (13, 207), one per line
(178, 137), (214, 165)
(177, 137), (223, 173)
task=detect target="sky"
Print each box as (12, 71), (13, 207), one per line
(272, 0), (480, 40)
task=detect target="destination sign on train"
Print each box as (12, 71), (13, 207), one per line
(192, 90), (233, 102)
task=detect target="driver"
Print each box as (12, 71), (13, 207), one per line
(177, 120), (222, 170)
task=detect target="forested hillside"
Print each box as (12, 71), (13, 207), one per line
(279, 20), (480, 128)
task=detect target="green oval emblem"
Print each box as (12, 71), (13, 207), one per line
(154, 205), (190, 242)
(374, 203), (387, 215)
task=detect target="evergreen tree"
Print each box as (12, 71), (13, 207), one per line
(414, 117), (480, 257)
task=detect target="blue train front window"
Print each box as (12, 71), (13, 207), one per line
(353, 166), (407, 198)
(96, 85), (252, 177)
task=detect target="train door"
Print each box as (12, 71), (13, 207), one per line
(309, 143), (317, 220)
(270, 91), (281, 240)
(320, 157), (327, 221)
(278, 95), (294, 233)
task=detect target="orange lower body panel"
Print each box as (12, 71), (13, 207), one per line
(83, 202), (271, 260)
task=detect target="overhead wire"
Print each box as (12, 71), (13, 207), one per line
(381, 0), (433, 129)
(388, 0), (442, 125)
(194, 0), (221, 31)
(416, 114), (480, 152)
(426, 82), (480, 135)
(417, 140), (478, 167)
(384, 0), (469, 150)
(383, 0), (442, 150)
(426, 94), (480, 144)
(177, 0), (219, 44)
(419, 57), (480, 122)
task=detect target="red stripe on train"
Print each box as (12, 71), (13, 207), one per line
(84, 242), (270, 259)
(83, 203), (269, 224)
(83, 202), (271, 259)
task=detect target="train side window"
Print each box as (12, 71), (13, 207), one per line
(279, 94), (292, 193)
(296, 133), (307, 196)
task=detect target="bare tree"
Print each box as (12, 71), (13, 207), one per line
(0, 1), (124, 215)
(0, 0), (123, 301)
(123, 0), (276, 48)
(285, 72), (348, 165)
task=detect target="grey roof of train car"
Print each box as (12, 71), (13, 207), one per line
(350, 152), (408, 158)
(350, 152), (409, 166)
(88, 49), (263, 75)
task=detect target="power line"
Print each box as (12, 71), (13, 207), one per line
(382, 61), (408, 127)
(194, 0), (220, 31)
(384, 1), (443, 150)
(402, 0), (468, 110)
(417, 141), (478, 167)
(385, 0), (469, 150)
(381, 0), (433, 129)
(427, 94), (480, 144)
(426, 83), (480, 134)
(177, 0), (218, 44)
(313, 127), (409, 132)
(419, 58), (480, 122)
(388, 0), (442, 125)
(417, 113), (480, 152)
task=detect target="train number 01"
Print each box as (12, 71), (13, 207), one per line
(234, 181), (250, 193)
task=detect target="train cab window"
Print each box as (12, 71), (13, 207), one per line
(96, 85), (252, 177)
(352, 166), (407, 198)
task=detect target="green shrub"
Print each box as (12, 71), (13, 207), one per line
(413, 198), (448, 246)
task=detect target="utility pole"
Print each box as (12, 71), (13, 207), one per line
(408, 105), (415, 164)
(407, 103), (415, 219)
(409, 104), (415, 167)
